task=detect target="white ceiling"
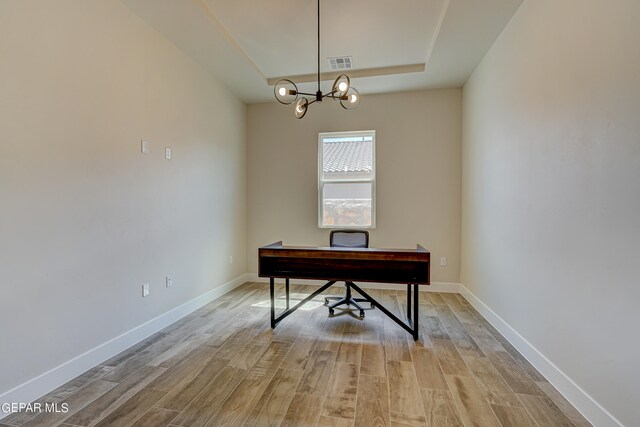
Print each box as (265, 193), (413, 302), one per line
(122, 0), (524, 103)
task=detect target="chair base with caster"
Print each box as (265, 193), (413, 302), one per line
(324, 281), (373, 318)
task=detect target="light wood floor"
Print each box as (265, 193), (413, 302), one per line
(1, 282), (591, 427)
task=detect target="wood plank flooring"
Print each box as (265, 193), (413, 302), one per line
(1, 283), (590, 427)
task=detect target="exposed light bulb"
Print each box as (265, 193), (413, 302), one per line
(278, 87), (287, 96)
(350, 94), (358, 103)
(338, 82), (348, 91)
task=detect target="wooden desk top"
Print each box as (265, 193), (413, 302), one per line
(260, 241), (429, 260)
(258, 241), (430, 284)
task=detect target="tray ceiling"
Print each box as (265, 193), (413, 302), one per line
(204, 0), (447, 78)
(122, 0), (524, 103)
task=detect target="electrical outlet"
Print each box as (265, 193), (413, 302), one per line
(166, 276), (173, 288)
(229, 256), (233, 264)
(440, 257), (447, 266)
(142, 282), (150, 297)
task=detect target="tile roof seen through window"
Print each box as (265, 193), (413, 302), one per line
(323, 137), (373, 173)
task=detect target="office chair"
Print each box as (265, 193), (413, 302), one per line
(324, 230), (373, 318)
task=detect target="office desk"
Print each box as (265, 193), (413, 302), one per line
(258, 242), (430, 340)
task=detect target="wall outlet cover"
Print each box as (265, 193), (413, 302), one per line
(142, 282), (150, 297)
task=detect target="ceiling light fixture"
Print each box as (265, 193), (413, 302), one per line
(274, 0), (361, 119)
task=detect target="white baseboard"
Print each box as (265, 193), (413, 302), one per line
(245, 273), (461, 293)
(459, 285), (622, 427)
(0, 273), (250, 420)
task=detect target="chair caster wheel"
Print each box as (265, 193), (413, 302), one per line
(329, 308), (335, 316)
(324, 298), (329, 305)
(359, 310), (365, 318)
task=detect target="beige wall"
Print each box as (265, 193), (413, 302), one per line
(0, 1), (246, 393)
(247, 89), (462, 283)
(462, 0), (640, 425)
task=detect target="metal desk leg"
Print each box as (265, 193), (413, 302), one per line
(413, 284), (419, 340)
(407, 284), (412, 320)
(285, 278), (290, 310)
(270, 277), (275, 328)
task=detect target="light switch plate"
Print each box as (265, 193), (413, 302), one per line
(165, 147), (171, 160)
(141, 140), (149, 154)
(142, 282), (150, 297)
(166, 276), (173, 288)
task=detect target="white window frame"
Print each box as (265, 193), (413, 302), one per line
(318, 130), (376, 229)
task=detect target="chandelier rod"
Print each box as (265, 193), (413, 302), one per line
(317, 0), (321, 96)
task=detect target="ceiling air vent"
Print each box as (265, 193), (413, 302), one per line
(328, 56), (352, 71)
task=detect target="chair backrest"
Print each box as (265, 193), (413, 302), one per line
(330, 230), (369, 248)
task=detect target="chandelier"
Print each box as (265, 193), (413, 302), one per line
(273, 0), (361, 119)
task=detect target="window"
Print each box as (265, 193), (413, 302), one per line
(318, 131), (376, 228)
